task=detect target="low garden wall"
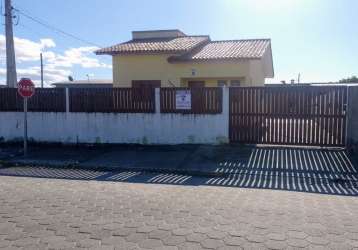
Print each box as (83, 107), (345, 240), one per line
(0, 88), (229, 145)
(1, 85), (357, 147)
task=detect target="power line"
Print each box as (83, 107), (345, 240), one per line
(12, 6), (103, 48)
(15, 23), (79, 51)
(16, 22), (51, 40)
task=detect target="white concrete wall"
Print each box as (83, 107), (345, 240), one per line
(0, 88), (229, 145)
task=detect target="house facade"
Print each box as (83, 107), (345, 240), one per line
(96, 29), (274, 87)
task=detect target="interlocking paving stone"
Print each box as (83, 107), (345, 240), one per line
(112, 227), (136, 237)
(186, 233), (207, 243)
(287, 238), (310, 248)
(223, 236), (245, 246)
(206, 230), (227, 239)
(241, 241), (266, 249)
(348, 239), (358, 247)
(101, 236), (126, 245)
(307, 236), (330, 246)
(265, 239), (287, 249)
(163, 235), (186, 246)
(329, 242), (353, 250)
(267, 233), (286, 241)
(0, 175), (357, 249)
(4, 232), (24, 241)
(0, 239), (11, 248)
(65, 232), (89, 242)
(172, 228), (192, 236)
(76, 238), (101, 248)
(12, 237), (39, 247)
(245, 234), (267, 243)
(287, 230), (308, 239)
(40, 235), (67, 244)
(348, 232), (358, 240)
(228, 229), (250, 237)
(138, 238), (163, 249)
(125, 232), (147, 243)
(136, 226), (156, 233)
(200, 238), (224, 249)
(148, 229), (171, 240)
(179, 242), (202, 250)
(89, 246), (115, 250)
(218, 246), (242, 250)
(47, 240), (75, 249)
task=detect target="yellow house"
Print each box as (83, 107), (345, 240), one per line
(96, 29), (274, 87)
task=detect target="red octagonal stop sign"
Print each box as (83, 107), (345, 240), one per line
(18, 78), (35, 98)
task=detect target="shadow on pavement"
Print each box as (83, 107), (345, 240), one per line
(0, 145), (357, 196)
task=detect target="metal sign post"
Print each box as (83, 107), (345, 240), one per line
(17, 78), (35, 157)
(23, 98), (28, 156)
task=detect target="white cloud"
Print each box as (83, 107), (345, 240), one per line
(0, 35), (56, 62)
(0, 35), (111, 68)
(47, 46), (112, 69)
(0, 35), (111, 86)
(0, 66), (71, 87)
(40, 39), (56, 48)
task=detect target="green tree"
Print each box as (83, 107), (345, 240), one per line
(339, 76), (358, 83)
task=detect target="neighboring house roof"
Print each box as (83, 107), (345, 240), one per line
(310, 82), (358, 86)
(52, 80), (113, 88)
(95, 36), (210, 55)
(168, 39), (271, 62)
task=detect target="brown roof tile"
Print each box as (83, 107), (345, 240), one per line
(168, 39), (270, 62)
(95, 36), (210, 55)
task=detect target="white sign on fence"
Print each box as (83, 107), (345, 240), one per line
(176, 90), (191, 110)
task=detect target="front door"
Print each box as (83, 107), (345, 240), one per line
(132, 80), (161, 88)
(188, 81), (205, 88)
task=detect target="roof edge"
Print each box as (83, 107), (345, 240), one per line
(132, 29), (184, 34)
(210, 38), (271, 43)
(95, 35), (210, 56)
(168, 57), (261, 64)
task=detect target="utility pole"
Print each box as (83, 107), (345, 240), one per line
(40, 53), (44, 88)
(5, 0), (17, 88)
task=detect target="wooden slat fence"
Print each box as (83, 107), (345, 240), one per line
(0, 88), (66, 112)
(160, 87), (222, 114)
(229, 86), (347, 146)
(69, 88), (155, 113)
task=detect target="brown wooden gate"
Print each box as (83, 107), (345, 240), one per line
(229, 86), (347, 146)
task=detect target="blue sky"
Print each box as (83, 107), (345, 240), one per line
(0, 0), (357, 86)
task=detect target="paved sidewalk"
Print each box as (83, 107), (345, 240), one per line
(0, 175), (358, 250)
(0, 165), (357, 196)
(2, 144), (356, 175)
(1, 144), (357, 195)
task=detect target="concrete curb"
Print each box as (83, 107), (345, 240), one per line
(2, 159), (226, 178)
(3, 159), (358, 185)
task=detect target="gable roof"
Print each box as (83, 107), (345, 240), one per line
(168, 39), (271, 62)
(95, 36), (210, 55)
(95, 30), (272, 64)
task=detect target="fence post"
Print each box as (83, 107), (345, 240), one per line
(65, 88), (70, 113)
(222, 86), (229, 115)
(155, 88), (160, 114)
(223, 86), (230, 140)
(346, 85), (358, 148)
